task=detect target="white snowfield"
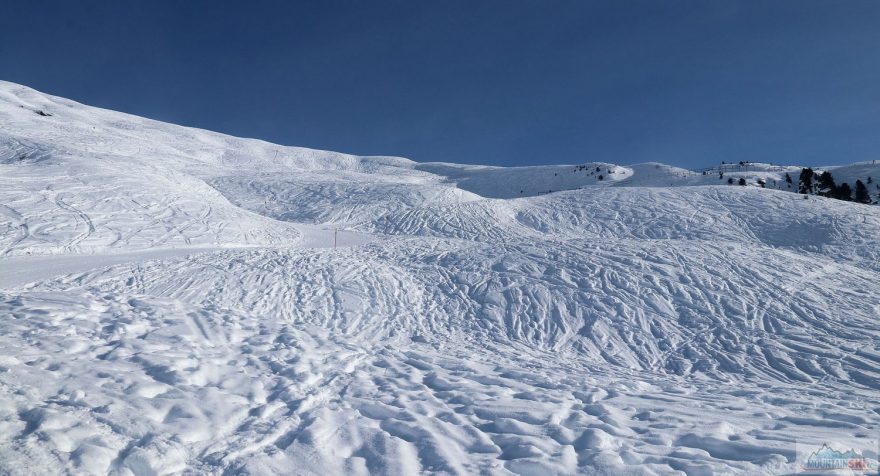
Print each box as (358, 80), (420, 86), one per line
(0, 81), (878, 475)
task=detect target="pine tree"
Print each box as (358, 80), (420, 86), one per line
(816, 171), (836, 197)
(785, 173), (792, 184)
(798, 168), (814, 194)
(836, 182), (853, 201)
(854, 180), (871, 204)
(738, 177), (747, 186)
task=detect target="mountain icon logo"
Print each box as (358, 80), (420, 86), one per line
(802, 443), (873, 472)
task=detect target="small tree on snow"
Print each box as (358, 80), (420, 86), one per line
(738, 177), (747, 186)
(854, 180), (871, 204)
(836, 182), (853, 201)
(816, 171), (836, 197)
(798, 168), (814, 194)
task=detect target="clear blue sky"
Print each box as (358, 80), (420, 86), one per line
(1, 1), (878, 167)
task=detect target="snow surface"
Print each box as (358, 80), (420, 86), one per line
(1, 81), (879, 475)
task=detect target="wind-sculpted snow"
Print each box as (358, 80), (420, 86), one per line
(516, 187), (880, 265)
(1, 81), (879, 475)
(209, 174), (480, 227)
(415, 162), (633, 198)
(0, 158), (300, 256)
(2, 239), (878, 474)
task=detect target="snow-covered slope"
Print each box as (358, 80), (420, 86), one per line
(1, 81), (878, 475)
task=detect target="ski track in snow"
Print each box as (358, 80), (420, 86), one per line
(1, 81), (879, 475)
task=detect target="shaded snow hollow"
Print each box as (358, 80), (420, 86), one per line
(0, 81), (879, 475)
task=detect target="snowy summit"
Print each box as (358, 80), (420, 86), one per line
(0, 82), (879, 475)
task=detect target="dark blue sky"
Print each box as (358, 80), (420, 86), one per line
(2, 1), (878, 167)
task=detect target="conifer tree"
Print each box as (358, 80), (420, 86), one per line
(816, 171), (836, 197)
(798, 168), (814, 194)
(854, 180), (871, 204)
(836, 182), (853, 201)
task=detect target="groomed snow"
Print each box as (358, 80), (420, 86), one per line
(1, 81), (878, 475)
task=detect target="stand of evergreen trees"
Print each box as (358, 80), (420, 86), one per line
(797, 168), (874, 204)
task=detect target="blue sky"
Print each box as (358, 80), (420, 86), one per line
(1, 1), (878, 167)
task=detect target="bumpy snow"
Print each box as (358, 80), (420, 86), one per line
(1, 81), (878, 475)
